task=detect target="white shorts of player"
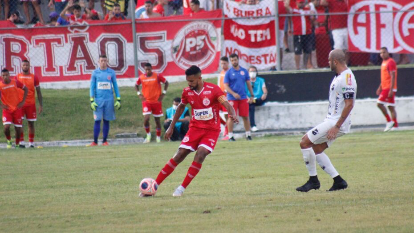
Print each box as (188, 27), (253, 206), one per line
(306, 119), (351, 147)
(332, 28), (348, 50)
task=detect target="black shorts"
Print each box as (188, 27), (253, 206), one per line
(293, 34), (312, 55)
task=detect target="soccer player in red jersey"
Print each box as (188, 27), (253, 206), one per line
(142, 65), (238, 197)
(377, 47), (398, 132)
(16, 60), (43, 148)
(135, 63), (169, 143)
(0, 69), (28, 149)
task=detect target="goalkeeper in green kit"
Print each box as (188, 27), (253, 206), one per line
(89, 55), (121, 146)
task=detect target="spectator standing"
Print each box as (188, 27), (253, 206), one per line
(0, 69), (28, 149)
(321, 0), (348, 51)
(285, 0), (314, 70)
(16, 60), (43, 148)
(190, 0), (204, 14)
(218, 56), (229, 140)
(377, 47), (398, 132)
(60, 1), (92, 24)
(245, 66), (267, 132)
(135, 63), (169, 143)
(48, 0), (68, 14)
(163, 97), (190, 141)
(104, 3), (126, 20)
(140, 1), (161, 18)
(89, 55), (121, 146)
(22, 0), (45, 25)
(56, 6), (72, 25)
(224, 53), (255, 141)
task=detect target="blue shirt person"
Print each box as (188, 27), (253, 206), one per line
(223, 53), (255, 141)
(245, 66), (268, 132)
(163, 97), (190, 141)
(89, 55), (121, 146)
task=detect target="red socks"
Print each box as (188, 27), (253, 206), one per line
(393, 117), (399, 127)
(29, 133), (34, 143)
(20, 131), (24, 142)
(181, 161), (202, 188)
(385, 114), (391, 122)
(145, 126), (150, 134)
(156, 158), (177, 185)
(6, 135), (11, 140)
(15, 137), (20, 145)
(156, 128), (161, 137)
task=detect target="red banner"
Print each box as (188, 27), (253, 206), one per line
(0, 11), (221, 82)
(223, 0), (277, 70)
(348, 0), (414, 53)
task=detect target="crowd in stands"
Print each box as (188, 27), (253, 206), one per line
(1, 0), (412, 68)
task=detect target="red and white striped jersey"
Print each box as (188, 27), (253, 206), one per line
(291, 7), (312, 35)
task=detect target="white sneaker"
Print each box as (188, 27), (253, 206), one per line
(384, 122), (395, 132)
(390, 127), (399, 131)
(156, 136), (161, 143)
(172, 185), (185, 197)
(143, 134), (151, 143)
(251, 126), (259, 132)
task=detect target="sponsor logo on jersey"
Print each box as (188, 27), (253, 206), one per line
(183, 136), (189, 142)
(194, 107), (213, 121)
(107, 75), (111, 81)
(203, 91), (211, 95)
(171, 21), (218, 70)
(240, 71), (245, 75)
(188, 92), (194, 96)
(346, 73), (352, 85)
(203, 97), (210, 106)
(97, 82), (111, 90)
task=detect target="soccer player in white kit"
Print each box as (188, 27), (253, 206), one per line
(296, 49), (357, 192)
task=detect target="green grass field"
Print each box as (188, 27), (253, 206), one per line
(1, 131), (414, 232)
(25, 79), (191, 142)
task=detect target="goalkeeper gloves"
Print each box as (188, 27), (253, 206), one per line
(114, 97), (121, 110)
(90, 98), (98, 111)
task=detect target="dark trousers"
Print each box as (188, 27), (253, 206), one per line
(163, 120), (189, 141)
(249, 98), (266, 127)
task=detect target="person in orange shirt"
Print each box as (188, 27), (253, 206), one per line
(16, 60), (43, 148)
(377, 47), (398, 132)
(135, 63), (169, 143)
(218, 56), (229, 140)
(0, 69), (28, 149)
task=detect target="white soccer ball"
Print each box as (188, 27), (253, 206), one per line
(139, 178), (158, 196)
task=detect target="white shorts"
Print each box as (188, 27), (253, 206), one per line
(332, 28), (348, 50)
(306, 120), (350, 147)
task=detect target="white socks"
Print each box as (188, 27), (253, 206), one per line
(228, 132), (234, 138)
(316, 152), (339, 178)
(301, 148), (317, 176)
(245, 131), (251, 137)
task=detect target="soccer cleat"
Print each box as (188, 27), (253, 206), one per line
(102, 142), (109, 146)
(156, 136), (161, 143)
(296, 180), (321, 192)
(384, 121), (395, 132)
(228, 137), (236, 141)
(221, 135), (229, 141)
(246, 136), (252, 141)
(251, 126), (259, 132)
(29, 145), (35, 148)
(172, 185), (185, 197)
(89, 142), (98, 147)
(143, 134), (151, 143)
(328, 180), (348, 191)
(390, 127), (399, 131)
(18, 144), (26, 148)
(6, 140), (12, 149)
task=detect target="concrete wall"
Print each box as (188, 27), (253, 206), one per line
(234, 97), (414, 131)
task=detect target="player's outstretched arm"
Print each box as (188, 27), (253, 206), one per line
(222, 100), (239, 124)
(36, 86), (43, 114)
(164, 103), (186, 141)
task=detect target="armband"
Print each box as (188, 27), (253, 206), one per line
(343, 92), (354, 99)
